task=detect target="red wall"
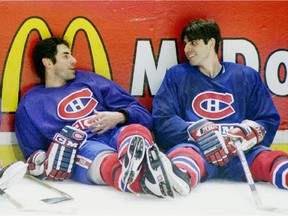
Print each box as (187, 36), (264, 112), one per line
(1, 1), (288, 134)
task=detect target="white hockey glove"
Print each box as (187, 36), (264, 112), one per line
(187, 119), (236, 166)
(0, 161), (27, 190)
(226, 120), (265, 152)
(27, 125), (87, 181)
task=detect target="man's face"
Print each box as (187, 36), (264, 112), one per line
(183, 36), (213, 67)
(52, 44), (77, 83)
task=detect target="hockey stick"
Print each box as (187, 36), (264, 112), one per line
(1, 176), (74, 213)
(25, 174), (73, 204)
(233, 139), (278, 212)
(1, 186), (75, 213)
(0, 161), (27, 209)
(0, 188), (24, 209)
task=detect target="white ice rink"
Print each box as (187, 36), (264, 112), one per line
(1, 177), (287, 216)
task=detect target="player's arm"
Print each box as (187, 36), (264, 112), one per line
(152, 70), (190, 148)
(86, 110), (126, 135)
(15, 106), (48, 159)
(244, 69), (280, 147)
(105, 87), (152, 129)
(27, 125), (87, 181)
(92, 74), (152, 130)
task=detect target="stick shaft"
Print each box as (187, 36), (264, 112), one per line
(0, 188), (24, 209)
(25, 174), (72, 199)
(234, 140), (262, 207)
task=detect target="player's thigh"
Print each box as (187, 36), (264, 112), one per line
(71, 140), (116, 184)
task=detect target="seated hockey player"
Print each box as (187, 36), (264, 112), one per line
(152, 19), (288, 191)
(14, 36), (199, 198)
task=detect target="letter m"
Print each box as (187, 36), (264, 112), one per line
(131, 39), (178, 96)
(2, 17), (52, 113)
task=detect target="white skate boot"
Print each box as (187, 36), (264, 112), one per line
(120, 135), (146, 191)
(141, 145), (191, 198)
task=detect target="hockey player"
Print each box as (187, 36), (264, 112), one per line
(15, 36), (190, 198)
(152, 19), (288, 190)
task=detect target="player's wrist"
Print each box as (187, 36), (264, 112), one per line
(118, 109), (129, 125)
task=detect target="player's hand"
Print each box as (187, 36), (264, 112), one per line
(187, 119), (236, 166)
(27, 125), (87, 181)
(87, 110), (126, 135)
(226, 120), (265, 152)
(27, 150), (47, 178)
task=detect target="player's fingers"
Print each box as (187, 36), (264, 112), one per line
(47, 169), (58, 180)
(97, 126), (110, 135)
(214, 152), (224, 166)
(208, 154), (218, 165)
(219, 149), (229, 165)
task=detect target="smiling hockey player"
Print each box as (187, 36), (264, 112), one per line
(14, 36), (192, 198)
(152, 19), (288, 191)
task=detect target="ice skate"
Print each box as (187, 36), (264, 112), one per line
(141, 145), (191, 198)
(121, 135), (146, 191)
(0, 161), (28, 190)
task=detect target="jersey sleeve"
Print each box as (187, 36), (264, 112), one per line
(245, 69), (280, 147)
(93, 74), (152, 130)
(152, 68), (190, 149)
(15, 103), (50, 159)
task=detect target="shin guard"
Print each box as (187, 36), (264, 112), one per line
(167, 147), (206, 188)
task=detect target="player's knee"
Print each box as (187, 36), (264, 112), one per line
(117, 124), (153, 148)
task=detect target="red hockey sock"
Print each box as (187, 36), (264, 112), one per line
(100, 153), (120, 187)
(167, 147), (206, 188)
(250, 150), (288, 189)
(100, 150), (143, 193)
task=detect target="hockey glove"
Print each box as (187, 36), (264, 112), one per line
(0, 161), (28, 190)
(226, 120), (265, 152)
(27, 125), (87, 181)
(187, 119), (236, 166)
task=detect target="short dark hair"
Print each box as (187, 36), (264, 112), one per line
(32, 36), (70, 80)
(181, 19), (221, 53)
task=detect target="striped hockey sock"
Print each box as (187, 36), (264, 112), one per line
(170, 155), (200, 188)
(167, 147), (205, 189)
(270, 158), (288, 189)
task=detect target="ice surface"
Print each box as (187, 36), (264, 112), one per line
(1, 177), (287, 216)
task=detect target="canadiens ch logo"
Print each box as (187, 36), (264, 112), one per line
(57, 88), (98, 120)
(192, 91), (235, 120)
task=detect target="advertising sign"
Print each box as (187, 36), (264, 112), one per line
(1, 1), (287, 163)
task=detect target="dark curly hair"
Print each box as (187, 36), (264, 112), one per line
(181, 19), (221, 53)
(32, 36), (70, 80)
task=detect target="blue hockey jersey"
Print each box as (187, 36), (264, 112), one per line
(15, 70), (152, 159)
(152, 62), (280, 150)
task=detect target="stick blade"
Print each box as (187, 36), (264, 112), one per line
(41, 196), (73, 204)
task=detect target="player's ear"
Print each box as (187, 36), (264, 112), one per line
(42, 58), (52, 68)
(209, 38), (216, 50)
